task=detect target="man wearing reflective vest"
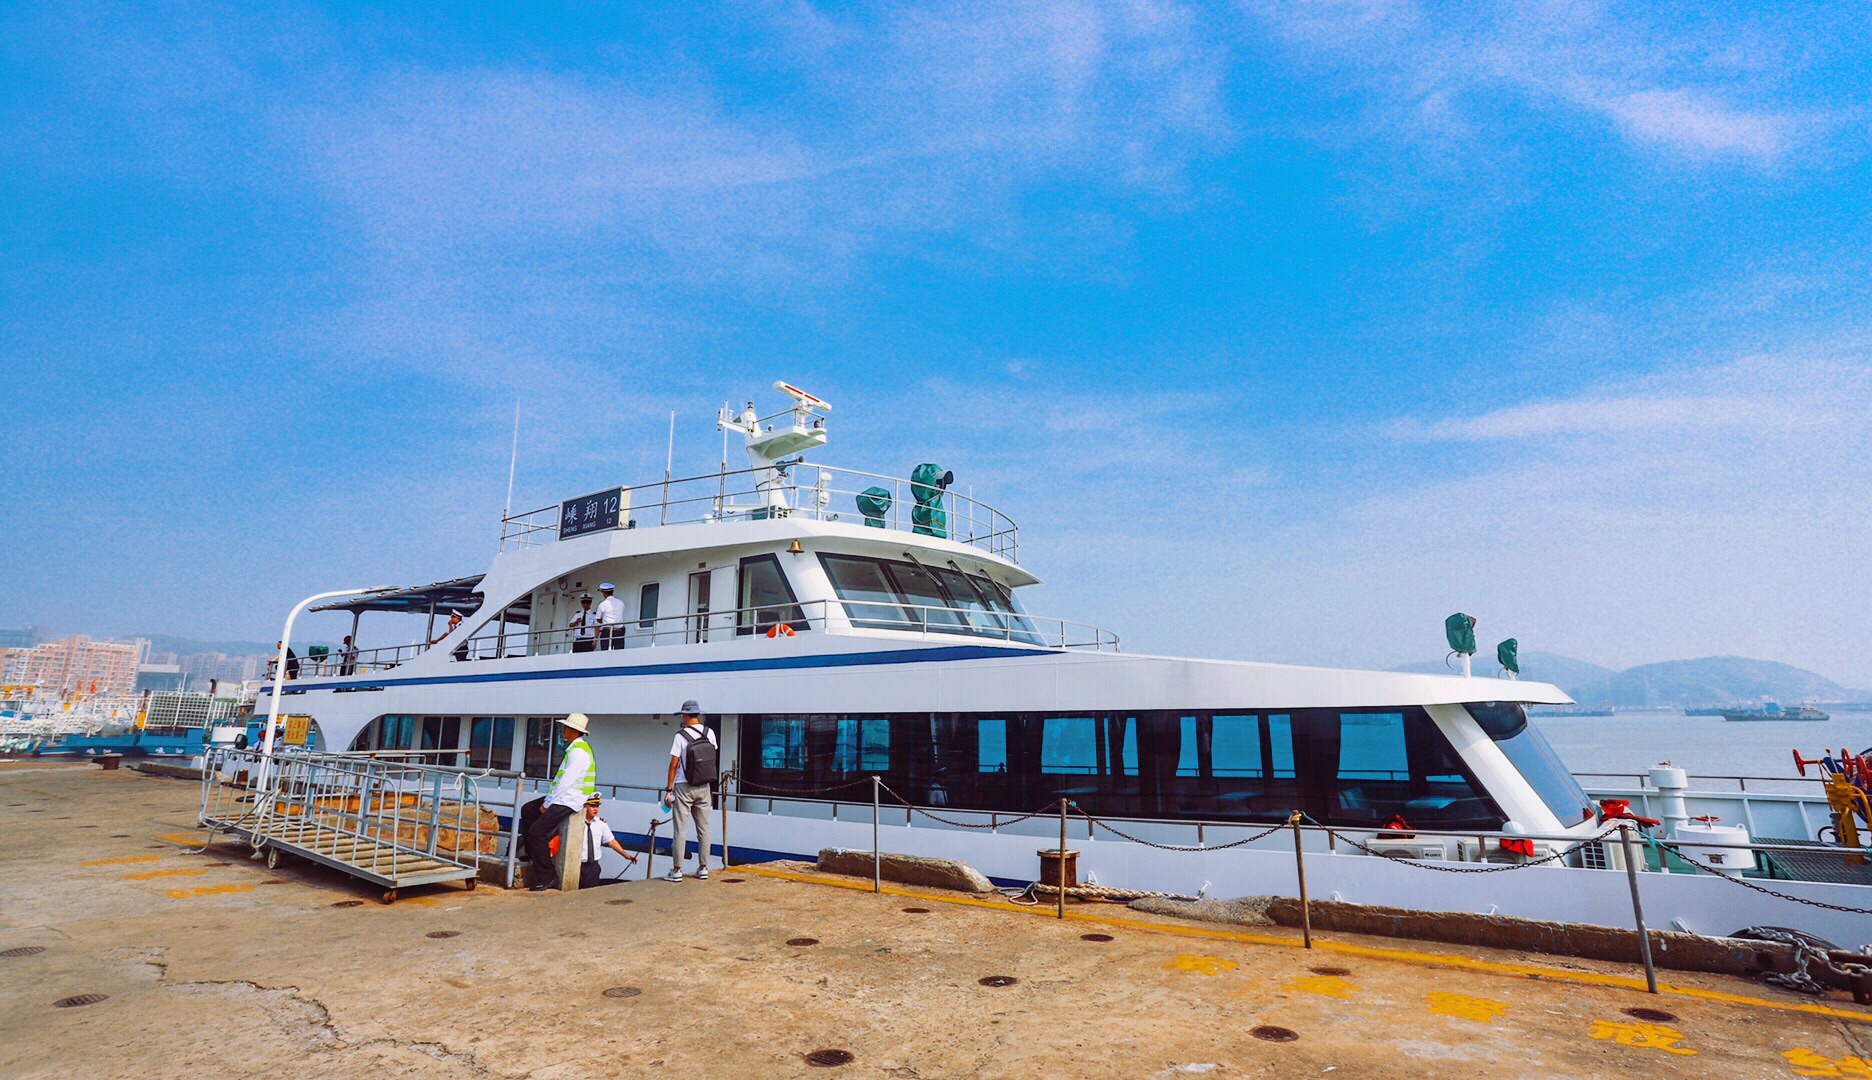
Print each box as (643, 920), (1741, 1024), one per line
(521, 712), (597, 891)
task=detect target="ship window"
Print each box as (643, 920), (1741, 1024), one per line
(1468, 703), (1595, 824)
(931, 567), (1004, 633)
(1040, 716), (1133, 776)
(977, 718), (1007, 772)
(1316, 709), (1499, 828)
(819, 554), (914, 629)
(638, 583), (660, 630)
(759, 718), (806, 772)
(421, 716), (463, 766)
(882, 562), (969, 632)
(832, 718), (891, 772)
(523, 717), (563, 780)
(468, 716), (514, 771)
(351, 714), (415, 751)
(736, 554), (808, 635)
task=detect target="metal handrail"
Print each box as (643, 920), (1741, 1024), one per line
(498, 462), (1021, 561)
(285, 599), (1118, 678)
(199, 748), (520, 886)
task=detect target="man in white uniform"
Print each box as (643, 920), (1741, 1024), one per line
(596, 582), (626, 650)
(578, 794), (638, 889)
(661, 700), (718, 882)
(568, 593), (598, 653)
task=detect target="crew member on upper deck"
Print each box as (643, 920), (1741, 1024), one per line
(596, 583), (625, 651)
(569, 594), (597, 653)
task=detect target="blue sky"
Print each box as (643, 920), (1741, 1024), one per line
(4, 2), (1869, 685)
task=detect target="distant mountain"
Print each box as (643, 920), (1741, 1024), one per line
(1608, 657), (1859, 709)
(1392, 652), (1866, 709)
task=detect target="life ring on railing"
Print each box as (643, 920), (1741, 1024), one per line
(764, 623), (796, 639)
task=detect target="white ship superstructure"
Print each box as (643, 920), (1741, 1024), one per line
(249, 383), (1871, 947)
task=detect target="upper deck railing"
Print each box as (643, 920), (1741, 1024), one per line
(273, 598), (1119, 682)
(498, 463), (1019, 562)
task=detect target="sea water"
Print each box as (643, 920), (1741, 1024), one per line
(1535, 708), (1872, 787)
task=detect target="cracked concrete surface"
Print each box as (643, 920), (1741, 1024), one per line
(2, 762), (1869, 1079)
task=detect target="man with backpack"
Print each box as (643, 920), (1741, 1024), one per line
(661, 699), (718, 882)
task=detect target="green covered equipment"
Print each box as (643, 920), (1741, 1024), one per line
(856, 486), (892, 528)
(1444, 613), (1476, 656)
(910, 463), (948, 539)
(1496, 638), (1519, 675)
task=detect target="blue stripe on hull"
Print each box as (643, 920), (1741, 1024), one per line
(270, 643), (1051, 696)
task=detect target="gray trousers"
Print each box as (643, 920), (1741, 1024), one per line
(671, 782), (712, 868)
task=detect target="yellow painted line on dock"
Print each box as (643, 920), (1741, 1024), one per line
(125, 867), (211, 881)
(731, 864), (1872, 1024)
(154, 832), (209, 845)
(165, 883), (255, 899)
(82, 854), (161, 866)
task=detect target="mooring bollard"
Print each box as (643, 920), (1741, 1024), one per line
(1290, 812), (1312, 949)
(872, 776), (882, 894)
(644, 817), (660, 881)
(1619, 823), (1658, 993)
(554, 813), (580, 892)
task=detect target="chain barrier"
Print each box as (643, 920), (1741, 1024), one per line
(1317, 819), (1628, 874)
(876, 782), (1061, 829)
(1642, 834), (1872, 916)
(733, 775), (879, 797)
(1077, 808), (1288, 852)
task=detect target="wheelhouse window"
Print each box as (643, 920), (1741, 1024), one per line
(736, 554), (808, 635)
(818, 553), (1041, 643)
(468, 716), (515, 771)
(1468, 703), (1595, 824)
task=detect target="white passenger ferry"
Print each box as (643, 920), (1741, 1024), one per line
(257, 384), (1871, 947)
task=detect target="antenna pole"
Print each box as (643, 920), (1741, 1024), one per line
(502, 398), (521, 522)
(661, 410), (675, 525)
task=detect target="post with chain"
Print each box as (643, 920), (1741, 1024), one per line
(872, 775), (882, 894)
(1290, 812), (1312, 949)
(1058, 798), (1070, 920)
(1618, 823), (1658, 993)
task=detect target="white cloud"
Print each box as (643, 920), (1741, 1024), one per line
(1243, 1), (1807, 166)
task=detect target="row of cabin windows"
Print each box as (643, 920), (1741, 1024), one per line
(348, 715), (564, 778)
(743, 708), (1508, 829)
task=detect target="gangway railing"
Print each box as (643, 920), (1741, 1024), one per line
(198, 748), (526, 900)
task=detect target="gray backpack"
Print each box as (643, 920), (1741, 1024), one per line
(680, 725), (718, 786)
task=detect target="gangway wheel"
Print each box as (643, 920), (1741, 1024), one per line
(266, 846), (280, 870)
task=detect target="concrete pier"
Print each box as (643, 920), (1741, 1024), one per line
(2, 762), (1868, 1078)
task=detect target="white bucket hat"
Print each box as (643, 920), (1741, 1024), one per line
(562, 712), (591, 734)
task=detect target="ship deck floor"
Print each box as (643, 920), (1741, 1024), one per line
(2, 761), (1869, 1079)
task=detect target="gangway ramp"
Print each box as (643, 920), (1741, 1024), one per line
(199, 749), (522, 901)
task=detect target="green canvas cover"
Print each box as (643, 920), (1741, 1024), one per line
(1496, 637), (1519, 674)
(856, 486), (892, 528)
(909, 463), (947, 538)
(1444, 612), (1477, 656)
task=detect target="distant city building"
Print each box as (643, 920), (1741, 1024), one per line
(0, 635), (148, 694)
(178, 651), (265, 684)
(136, 663), (186, 693)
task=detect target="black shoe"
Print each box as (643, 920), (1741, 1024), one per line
(529, 882), (556, 892)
